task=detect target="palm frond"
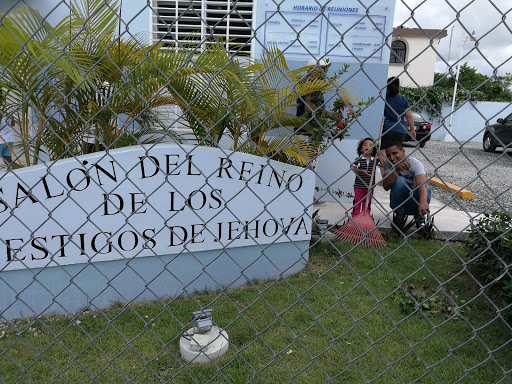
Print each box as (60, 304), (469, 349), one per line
(237, 134), (316, 167)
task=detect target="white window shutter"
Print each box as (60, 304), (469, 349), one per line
(152, 0), (253, 55)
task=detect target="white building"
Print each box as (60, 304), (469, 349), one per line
(388, 27), (447, 88)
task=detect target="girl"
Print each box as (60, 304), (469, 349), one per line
(352, 138), (380, 216)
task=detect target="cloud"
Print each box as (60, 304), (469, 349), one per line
(394, 0), (512, 76)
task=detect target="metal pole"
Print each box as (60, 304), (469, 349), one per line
(445, 25), (455, 74)
(445, 34), (471, 141)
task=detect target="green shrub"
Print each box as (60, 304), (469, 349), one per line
(466, 211), (512, 322)
(401, 86), (452, 118)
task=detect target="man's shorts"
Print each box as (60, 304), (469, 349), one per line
(0, 142), (13, 157)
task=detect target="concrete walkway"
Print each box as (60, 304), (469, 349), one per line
(313, 184), (479, 242)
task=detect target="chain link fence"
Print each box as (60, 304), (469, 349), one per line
(0, 0), (511, 382)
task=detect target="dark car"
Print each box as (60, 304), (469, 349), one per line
(483, 113), (512, 152)
(403, 111), (431, 148)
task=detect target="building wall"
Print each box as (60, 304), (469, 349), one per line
(388, 36), (442, 87)
(429, 101), (512, 142)
(0, 1), (69, 24)
(0, 1), (150, 37)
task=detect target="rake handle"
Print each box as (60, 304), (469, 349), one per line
(363, 117), (384, 207)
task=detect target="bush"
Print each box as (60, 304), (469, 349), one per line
(400, 86), (452, 118)
(466, 211), (512, 321)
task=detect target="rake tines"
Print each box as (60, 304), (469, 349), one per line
(334, 210), (386, 248)
(335, 221), (363, 242)
(364, 226), (387, 248)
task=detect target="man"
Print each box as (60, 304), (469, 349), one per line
(296, 58), (329, 171)
(381, 143), (431, 233)
(296, 58), (329, 119)
(0, 113), (15, 165)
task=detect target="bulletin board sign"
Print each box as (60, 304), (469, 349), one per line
(253, 0), (395, 63)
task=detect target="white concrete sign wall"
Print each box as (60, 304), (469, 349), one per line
(0, 145), (314, 271)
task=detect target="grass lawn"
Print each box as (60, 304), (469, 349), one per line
(0, 238), (510, 383)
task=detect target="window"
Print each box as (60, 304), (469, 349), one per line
(152, 0), (254, 55)
(389, 40), (406, 64)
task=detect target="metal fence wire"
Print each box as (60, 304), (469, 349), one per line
(0, 0), (511, 382)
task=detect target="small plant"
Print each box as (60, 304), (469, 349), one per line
(394, 282), (467, 318)
(466, 211), (512, 322)
(311, 208), (329, 234)
(315, 186), (354, 200)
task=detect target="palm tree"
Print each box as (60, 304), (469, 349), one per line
(0, 6), (83, 165)
(239, 46), (343, 165)
(0, 0), (182, 163)
(160, 41), (258, 148)
(0, 0), (357, 167)
(168, 43), (355, 166)
(42, 0), (182, 160)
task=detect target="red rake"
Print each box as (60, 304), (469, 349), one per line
(334, 118), (386, 248)
(334, 208), (386, 248)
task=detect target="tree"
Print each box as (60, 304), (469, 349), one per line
(434, 63), (512, 102)
(0, 6), (83, 165)
(402, 63), (512, 118)
(0, 0), (182, 164)
(167, 44), (357, 166)
(0, 0), (365, 168)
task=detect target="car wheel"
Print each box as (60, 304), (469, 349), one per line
(419, 141), (426, 148)
(483, 133), (497, 152)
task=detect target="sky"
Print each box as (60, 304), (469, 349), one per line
(393, 0), (512, 77)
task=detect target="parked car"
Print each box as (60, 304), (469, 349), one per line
(403, 111), (431, 148)
(483, 113), (512, 152)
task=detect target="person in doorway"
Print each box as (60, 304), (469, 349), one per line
(295, 58), (330, 173)
(381, 143), (431, 232)
(82, 125), (106, 154)
(382, 77), (416, 149)
(0, 113), (15, 165)
(351, 138), (382, 216)
(295, 58), (330, 134)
